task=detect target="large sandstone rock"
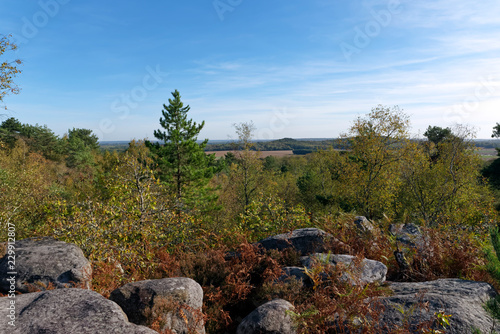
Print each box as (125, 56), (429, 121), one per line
(379, 279), (498, 333)
(0, 237), (92, 293)
(237, 299), (296, 334)
(0, 288), (157, 334)
(109, 277), (205, 334)
(301, 253), (387, 285)
(256, 228), (333, 255)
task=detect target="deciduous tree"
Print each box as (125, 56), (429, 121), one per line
(399, 125), (491, 225)
(342, 105), (411, 218)
(297, 148), (352, 215)
(0, 35), (22, 110)
(230, 122), (263, 212)
(109, 140), (170, 224)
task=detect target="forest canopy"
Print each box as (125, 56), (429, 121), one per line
(1, 103), (498, 244)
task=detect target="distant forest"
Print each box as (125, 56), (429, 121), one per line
(101, 137), (500, 155)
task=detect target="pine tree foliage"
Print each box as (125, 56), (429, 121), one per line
(492, 123), (500, 139)
(66, 128), (100, 168)
(493, 122), (500, 157)
(147, 90), (217, 213)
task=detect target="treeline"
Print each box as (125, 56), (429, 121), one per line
(205, 137), (348, 152)
(208, 137), (500, 153)
(0, 117), (100, 168)
(476, 139), (500, 149)
(99, 138), (348, 154)
(100, 136), (500, 155)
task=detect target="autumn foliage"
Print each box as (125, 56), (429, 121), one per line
(1, 105), (499, 333)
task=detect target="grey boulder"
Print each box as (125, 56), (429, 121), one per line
(237, 299), (296, 334)
(256, 228), (334, 255)
(0, 288), (157, 334)
(109, 277), (205, 334)
(379, 279), (498, 333)
(301, 253), (387, 285)
(0, 237), (92, 293)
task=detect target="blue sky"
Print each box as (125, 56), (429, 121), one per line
(1, 0), (500, 141)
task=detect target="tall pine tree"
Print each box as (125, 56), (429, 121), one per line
(146, 90), (217, 214)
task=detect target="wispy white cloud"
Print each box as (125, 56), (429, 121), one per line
(181, 42), (500, 139)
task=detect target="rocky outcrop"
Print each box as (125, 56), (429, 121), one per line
(0, 237), (92, 293)
(0, 288), (157, 334)
(237, 299), (296, 334)
(379, 279), (498, 333)
(301, 253), (387, 285)
(256, 228), (334, 255)
(109, 277), (205, 334)
(4, 232), (497, 334)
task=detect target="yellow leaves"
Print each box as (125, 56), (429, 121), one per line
(420, 311), (451, 334)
